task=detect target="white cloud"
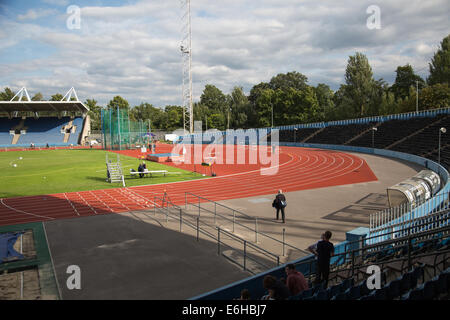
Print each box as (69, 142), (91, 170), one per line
(1, 0), (448, 107)
(17, 8), (58, 21)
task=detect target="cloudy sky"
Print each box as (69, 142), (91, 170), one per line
(0, 0), (448, 108)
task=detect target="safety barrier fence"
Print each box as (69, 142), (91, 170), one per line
(151, 195), (285, 274)
(369, 194), (450, 244)
(184, 192), (310, 258)
(192, 216), (450, 300)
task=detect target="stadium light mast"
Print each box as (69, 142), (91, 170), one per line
(371, 127), (377, 148)
(416, 80), (419, 113)
(439, 127), (446, 164)
(180, 0), (193, 134)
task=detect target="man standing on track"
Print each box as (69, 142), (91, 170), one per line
(272, 190), (287, 223)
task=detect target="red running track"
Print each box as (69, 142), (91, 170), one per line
(0, 146), (377, 227)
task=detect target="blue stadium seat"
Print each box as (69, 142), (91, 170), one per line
(315, 289), (329, 301)
(410, 266), (424, 288)
(328, 283), (342, 298)
(416, 280), (436, 300)
(341, 278), (354, 292)
(401, 288), (423, 300)
(385, 279), (401, 300)
(344, 285), (361, 300)
(399, 273), (412, 294)
(432, 273), (448, 295)
(358, 280), (371, 297)
(373, 287), (387, 300)
(331, 291), (348, 300)
(312, 282), (325, 294)
(358, 294), (374, 301)
(301, 288), (314, 299)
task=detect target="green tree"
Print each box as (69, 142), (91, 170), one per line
(207, 113), (226, 130)
(0, 88), (15, 101)
(131, 102), (166, 130)
(164, 105), (183, 131)
(391, 64), (425, 100)
(107, 96), (129, 110)
(227, 86), (250, 129)
(199, 84), (228, 114)
(255, 88), (274, 127)
(428, 34), (450, 85)
(85, 99), (102, 131)
(31, 92), (44, 101)
(50, 93), (63, 101)
(336, 52), (380, 118)
(268, 71), (308, 91)
(313, 83), (334, 121)
(419, 83), (450, 110)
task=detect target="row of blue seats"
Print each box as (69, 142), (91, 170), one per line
(401, 267), (450, 300)
(364, 236), (450, 263)
(294, 264), (448, 300)
(0, 117), (82, 146)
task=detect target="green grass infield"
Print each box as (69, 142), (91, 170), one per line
(0, 149), (206, 198)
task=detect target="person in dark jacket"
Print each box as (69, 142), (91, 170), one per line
(308, 231), (335, 288)
(272, 190), (287, 223)
(262, 275), (290, 300)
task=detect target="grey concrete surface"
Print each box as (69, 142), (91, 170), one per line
(44, 213), (250, 300)
(214, 152), (423, 259)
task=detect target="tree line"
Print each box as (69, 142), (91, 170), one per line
(1, 34), (448, 132)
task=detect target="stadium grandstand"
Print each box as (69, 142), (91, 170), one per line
(1, 103), (449, 301)
(0, 87), (90, 149)
(177, 107), (450, 301)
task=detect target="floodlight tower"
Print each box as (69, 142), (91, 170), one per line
(180, 0), (193, 134)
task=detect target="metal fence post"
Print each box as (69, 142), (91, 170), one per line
(351, 251), (355, 277)
(233, 210), (235, 233)
(180, 208), (182, 232)
(255, 217), (258, 243)
(407, 236), (412, 271)
(244, 240), (247, 271)
(185, 193), (187, 210)
(214, 202), (217, 225)
(282, 228), (286, 256)
(196, 216), (199, 242)
(217, 227), (221, 255)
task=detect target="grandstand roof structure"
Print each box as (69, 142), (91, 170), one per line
(0, 87), (89, 114)
(0, 101), (89, 113)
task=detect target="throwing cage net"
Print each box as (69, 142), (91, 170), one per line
(101, 107), (151, 150)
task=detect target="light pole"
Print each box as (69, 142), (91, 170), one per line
(372, 127), (377, 148)
(416, 80), (419, 113)
(294, 128), (298, 144)
(439, 127), (446, 164)
(271, 105), (274, 128)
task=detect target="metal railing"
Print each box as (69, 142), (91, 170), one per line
(369, 192), (450, 243)
(293, 221), (450, 282)
(184, 192), (310, 257)
(150, 195), (284, 273)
